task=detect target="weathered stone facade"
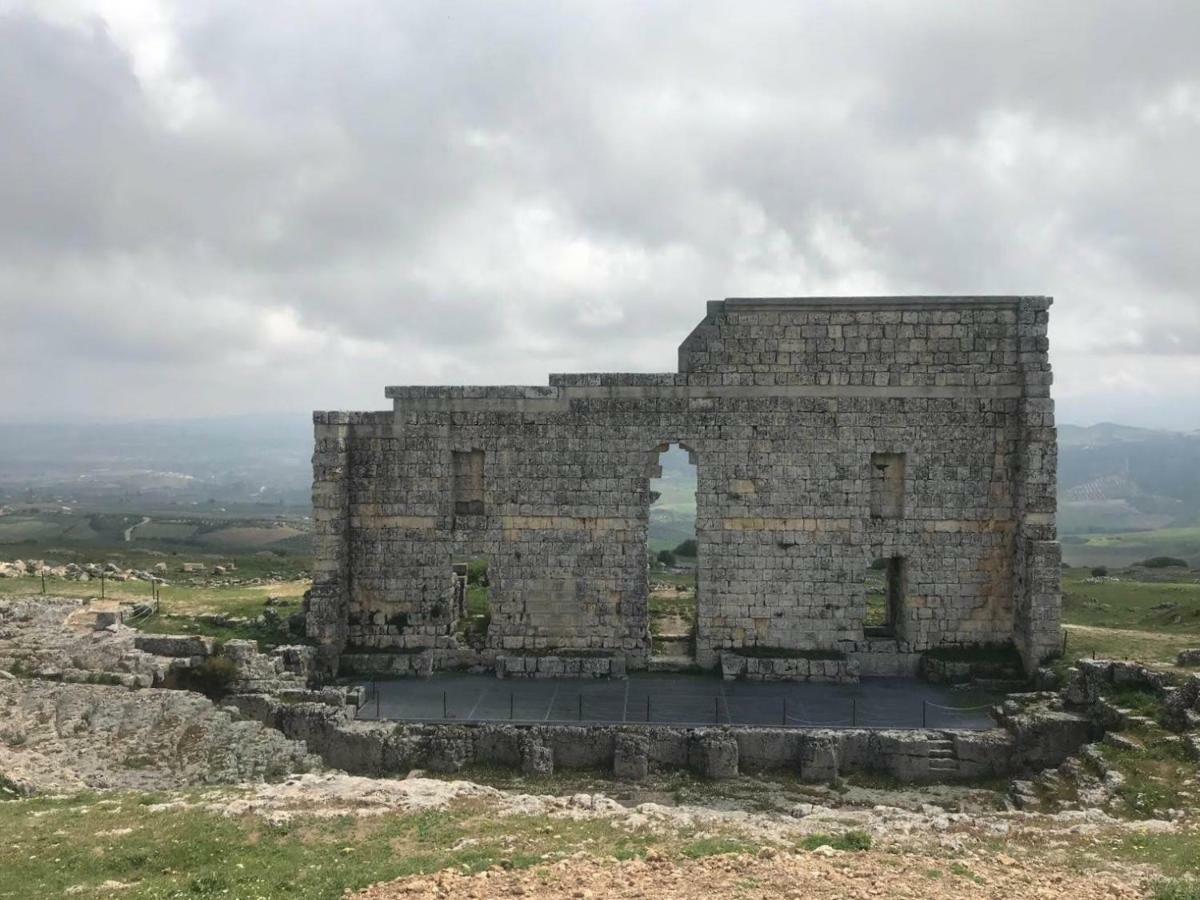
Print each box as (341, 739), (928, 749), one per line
(309, 297), (1060, 676)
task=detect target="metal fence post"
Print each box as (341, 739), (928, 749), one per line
(851, 698), (857, 727)
(714, 696), (719, 724)
(41, 568), (46, 594)
(921, 699), (927, 728)
(100, 572), (105, 598)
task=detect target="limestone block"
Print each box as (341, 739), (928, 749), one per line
(133, 634), (214, 658)
(613, 731), (650, 780)
(798, 733), (839, 782)
(519, 733), (554, 776)
(688, 731), (739, 779)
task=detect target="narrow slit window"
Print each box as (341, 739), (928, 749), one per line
(452, 449), (485, 515)
(870, 452), (906, 519)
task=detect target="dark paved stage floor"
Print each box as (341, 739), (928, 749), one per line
(354, 673), (1000, 730)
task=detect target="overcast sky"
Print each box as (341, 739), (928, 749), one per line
(2, 1), (1198, 429)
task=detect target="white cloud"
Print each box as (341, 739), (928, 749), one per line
(0, 0), (1197, 426)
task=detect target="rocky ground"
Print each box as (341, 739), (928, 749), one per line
(0, 679), (320, 792)
(351, 849), (1146, 900)
(1, 595), (1198, 898)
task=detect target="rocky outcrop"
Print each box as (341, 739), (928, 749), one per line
(0, 679), (320, 793)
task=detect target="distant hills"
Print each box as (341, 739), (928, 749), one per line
(1, 417), (1196, 545)
(0, 416), (312, 509)
(1058, 423), (1200, 534)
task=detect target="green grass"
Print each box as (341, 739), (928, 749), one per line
(133, 611), (302, 649)
(1098, 721), (1196, 819)
(1063, 569), (1200, 633)
(1102, 685), (1163, 718)
(0, 790), (813, 900)
(1109, 827), (1200, 879)
(1062, 625), (1198, 668)
(1152, 877), (1200, 900)
(1061, 527), (1200, 569)
(0, 573), (308, 619)
(797, 830), (872, 851)
(1059, 567), (1200, 668)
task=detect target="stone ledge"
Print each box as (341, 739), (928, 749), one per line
(496, 653), (627, 679)
(338, 651), (434, 678)
(720, 651), (859, 684)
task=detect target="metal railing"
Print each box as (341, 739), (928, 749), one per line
(355, 686), (999, 731)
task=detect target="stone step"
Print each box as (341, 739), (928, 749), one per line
(647, 655), (695, 672)
(929, 749), (955, 759)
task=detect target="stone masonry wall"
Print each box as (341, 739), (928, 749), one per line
(309, 297), (1060, 675)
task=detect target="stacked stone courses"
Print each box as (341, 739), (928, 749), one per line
(310, 297), (1060, 678)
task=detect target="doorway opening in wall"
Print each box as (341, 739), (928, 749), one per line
(648, 443), (698, 666)
(864, 556), (905, 638)
(453, 559), (491, 649)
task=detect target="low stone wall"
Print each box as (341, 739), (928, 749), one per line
(338, 651), (435, 678)
(845, 640), (922, 677)
(719, 651), (858, 683)
(228, 692), (1087, 784)
(497, 653), (627, 679)
(130, 633), (314, 693)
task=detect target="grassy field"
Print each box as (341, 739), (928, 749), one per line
(1060, 526), (1200, 569)
(0, 506), (312, 557)
(1061, 566), (1200, 666)
(0, 790), (818, 900)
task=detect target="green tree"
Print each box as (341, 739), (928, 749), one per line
(673, 538), (698, 558)
(656, 549), (677, 567)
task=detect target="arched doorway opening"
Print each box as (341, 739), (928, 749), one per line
(647, 442), (698, 665)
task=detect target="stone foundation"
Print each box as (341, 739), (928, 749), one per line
(720, 651), (858, 683)
(497, 653), (627, 679)
(229, 688), (1088, 784)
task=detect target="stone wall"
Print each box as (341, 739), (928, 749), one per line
(309, 296), (1060, 675)
(229, 691), (1086, 783)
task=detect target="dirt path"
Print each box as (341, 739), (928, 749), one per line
(123, 516), (151, 542)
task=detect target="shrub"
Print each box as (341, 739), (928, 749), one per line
(1140, 556), (1189, 569)
(673, 539), (698, 558)
(1091, 566), (1108, 577)
(178, 655), (238, 700)
(467, 560), (489, 586)
(656, 550), (677, 567)
(799, 830), (872, 851)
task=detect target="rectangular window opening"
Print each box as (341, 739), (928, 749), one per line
(452, 560), (490, 648)
(870, 452), (906, 519)
(452, 449), (485, 516)
(865, 556), (905, 637)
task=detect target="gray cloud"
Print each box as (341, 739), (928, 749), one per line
(0, 0), (1197, 426)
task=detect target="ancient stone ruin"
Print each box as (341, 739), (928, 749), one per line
(308, 297), (1060, 679)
